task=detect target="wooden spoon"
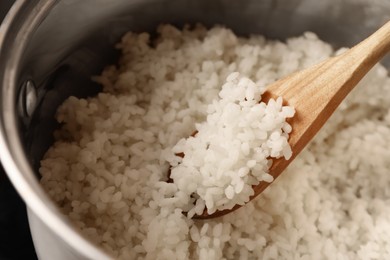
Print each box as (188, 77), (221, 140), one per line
(182, 21), (390, 219)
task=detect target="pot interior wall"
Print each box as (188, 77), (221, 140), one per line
(17, 0), (390, 174)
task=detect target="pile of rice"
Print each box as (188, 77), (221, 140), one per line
(168, 71), (294, 217)
(40, 24), (390, 259)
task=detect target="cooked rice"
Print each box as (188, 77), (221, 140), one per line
(168, 72), (294, 216)
(40, 24), (390, 259)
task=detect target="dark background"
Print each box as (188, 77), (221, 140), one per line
(0, 1), (38, 259)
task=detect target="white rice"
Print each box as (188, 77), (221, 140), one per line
(168, 72), (294, 216)
(40, 24), (390, 259)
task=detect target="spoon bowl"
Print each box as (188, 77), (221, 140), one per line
(192, 20), (390, 219)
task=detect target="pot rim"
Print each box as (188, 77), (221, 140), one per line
(0, 1), (110, 259)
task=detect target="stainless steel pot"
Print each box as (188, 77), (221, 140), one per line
(0, 0), (389, 259)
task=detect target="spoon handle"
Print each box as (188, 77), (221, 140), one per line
(352, 20), (390, 68)
(274, 20), (390, 161)
(334, 20), (390, 98)
(259, 20), (390, 198)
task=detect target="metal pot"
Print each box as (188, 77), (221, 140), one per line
(0, 0), (389, 259)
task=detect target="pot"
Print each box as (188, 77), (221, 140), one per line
(0, 0), (389, 259)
